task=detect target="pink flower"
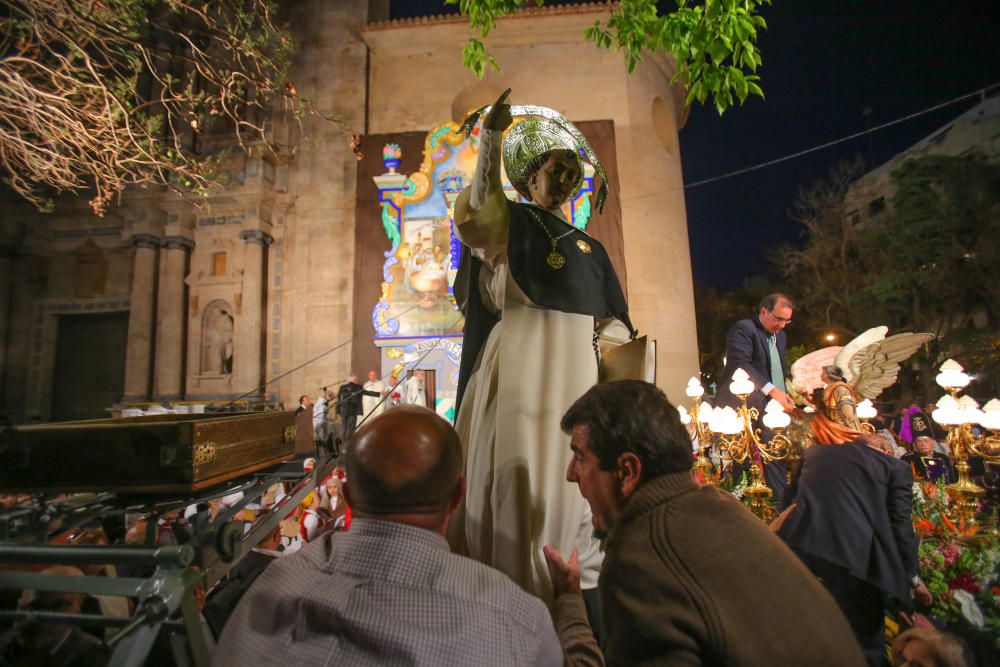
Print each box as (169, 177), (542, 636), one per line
(942, 543), (961, 566)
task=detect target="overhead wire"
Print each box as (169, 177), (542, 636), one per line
(683, 84), (998, 189)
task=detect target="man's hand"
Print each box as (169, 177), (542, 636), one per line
(900, 611), (934, 629)
(483, 88), (513, 132)
(543, 544), (581, 597)
(768, 388), (796, 412)
(912, 579), (933, 606)
(769, 503), (796, 533)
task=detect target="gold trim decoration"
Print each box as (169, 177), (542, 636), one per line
(576, 239), (592, 254)
(194, 442), (218, 467)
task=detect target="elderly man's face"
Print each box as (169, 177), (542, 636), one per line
(915, 437), (935, 456)
(566, 425), (625, 539)
(759, 298), (793, 334)
(368, 370), (378, 381)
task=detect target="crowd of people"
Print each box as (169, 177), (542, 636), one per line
(1, 385), (979, 666)
(206, 382), (975, 667)
(298, 368), (429, 454)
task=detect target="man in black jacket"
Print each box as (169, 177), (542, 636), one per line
(777, 433), (932, 666)
(336, 374), (380, 443)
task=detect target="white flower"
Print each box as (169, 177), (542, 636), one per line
(912, 482), (925, 504)
(953, 589), (985, 628)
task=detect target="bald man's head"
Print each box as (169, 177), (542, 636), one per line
(346, 405), (463, 516)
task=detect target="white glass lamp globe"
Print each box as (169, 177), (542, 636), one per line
(685, 377), (705, 399)
(729, 368), (756, 396)
(980, 399), (1000, 431)
(762, 400), (791, 429)
(856, 399), (877, 420)
(677, 405), (692, 425)
(936, 359), (971, 390)
(932, 394), (961, 426)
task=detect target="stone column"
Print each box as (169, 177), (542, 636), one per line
(236, 229), (272, 397)
(122, 235), (160, 401)
(154, 236), (194, 400)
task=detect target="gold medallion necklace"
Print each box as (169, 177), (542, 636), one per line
(527, 207), (575, 270)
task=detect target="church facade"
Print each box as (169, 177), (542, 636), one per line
(0, 1), (699, 423)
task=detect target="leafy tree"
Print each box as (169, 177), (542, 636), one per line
(779, 152), (1000, 403)
(1, 1), (772, 216)
(781, 156), (873, 334)
(866, 153), (1000, 399)
(0, 0), (347, 215)
(450, 0), (772, 114)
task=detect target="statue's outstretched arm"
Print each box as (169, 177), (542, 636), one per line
(454, 89), (513, 252)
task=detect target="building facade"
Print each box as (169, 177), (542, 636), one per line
(0, 1), (701, 423)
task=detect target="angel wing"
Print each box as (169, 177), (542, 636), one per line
(849, 332), (936, 400)
(835, 326), (888, 383)
(790, 346), (841, 396)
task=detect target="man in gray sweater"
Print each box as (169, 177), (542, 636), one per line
(544, 380), (867, 666)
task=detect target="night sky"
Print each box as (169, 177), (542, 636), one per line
(391, 1), (1000, 289)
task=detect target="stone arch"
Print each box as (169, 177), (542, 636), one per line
(201, 299), (234, 375)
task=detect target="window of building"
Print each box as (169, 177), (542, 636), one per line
(211, 252), (227, 276)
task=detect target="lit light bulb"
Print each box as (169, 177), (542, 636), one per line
(957, 395), (983, 424)
(856, 399), (877, 420)
(714, 406), (743, 435)
(729, 368), (756, 396)
(677, 405), (691, 425)
(685, 376), (705, 398)
(762, 400), (791, 429)
(932, 394), (961, 426)
(980, 399), (1000, 431)
(936, 359), (971, 390)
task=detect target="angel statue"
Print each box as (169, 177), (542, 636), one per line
(789, 326), (935, 446)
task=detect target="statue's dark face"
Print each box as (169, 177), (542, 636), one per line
(527, 150), (581, 210)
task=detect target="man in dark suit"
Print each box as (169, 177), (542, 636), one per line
(715, 293), (796, 497)
(336, 374), (380, 443)
(776, 433), (932, 667)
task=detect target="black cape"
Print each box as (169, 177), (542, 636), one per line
(454, 202), (634, 411)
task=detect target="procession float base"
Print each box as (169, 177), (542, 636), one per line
(0, 411), (298, 494)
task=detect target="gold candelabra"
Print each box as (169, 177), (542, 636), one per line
(931, 360), (1000, 528)
(683, 371), (791, 522)
(682, 379), (715, 483)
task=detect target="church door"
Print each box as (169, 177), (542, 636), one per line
(50, 312), (129, 422)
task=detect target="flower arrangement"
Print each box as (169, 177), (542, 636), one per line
(912, 478), (1000, 643)
(714, 470), (749, 500)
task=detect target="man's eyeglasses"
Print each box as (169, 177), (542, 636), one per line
(768, 310), (792, 325)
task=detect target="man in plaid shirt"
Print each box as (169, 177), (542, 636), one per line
(214, 405), (601, 667)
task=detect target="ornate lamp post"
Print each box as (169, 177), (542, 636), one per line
(930, 359), (1000, 527)
(707, 369), (791, 521)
